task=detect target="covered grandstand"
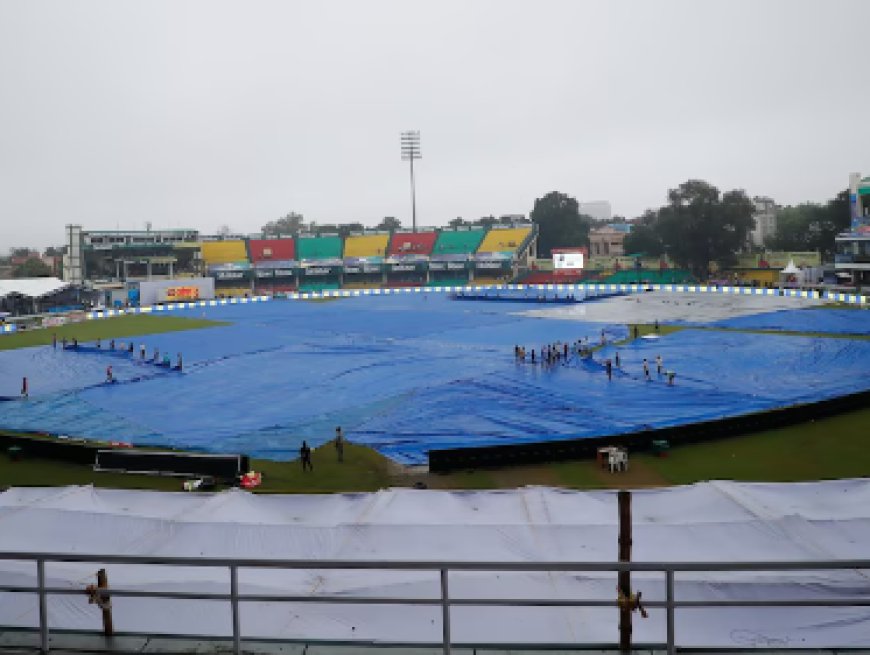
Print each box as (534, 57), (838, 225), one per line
(193, 224), (536, 293)
(296, 236), (343, 291)
(249, 238), (297, 294)
(201, 240), (252, 297)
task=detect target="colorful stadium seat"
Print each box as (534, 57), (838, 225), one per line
(201, 241), (249, 265)
(296, 236), (343, 260)
(477, 227), (532, 254)
(431, 230), (486, 256)
(387, 231), (437, 256)
(249, 239), (296, 262)
(343, 234), (390, 258)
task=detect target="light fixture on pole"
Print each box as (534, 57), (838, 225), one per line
(400, 131), (421, 232)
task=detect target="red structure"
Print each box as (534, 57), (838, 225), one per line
(249, 239), (295, 262)
(387, 231), (437, 256)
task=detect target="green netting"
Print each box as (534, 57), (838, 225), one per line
(431, 230), (486, 255)
(296, 236), (343, 260)
(603, 269), (695, 284)
(298, 281), (341, 291)
(426, 278), (469, 287)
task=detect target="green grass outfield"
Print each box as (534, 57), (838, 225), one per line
(3, 406), (869, 492)
(0, 314), (227, 351)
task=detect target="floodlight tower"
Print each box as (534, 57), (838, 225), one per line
(400, 131), (421, 232)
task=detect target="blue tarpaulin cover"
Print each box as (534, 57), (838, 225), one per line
(1, 295), (869, 464)
(713, 308), (870, 335)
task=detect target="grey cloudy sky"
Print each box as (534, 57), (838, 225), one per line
(1, 0), (868, 248)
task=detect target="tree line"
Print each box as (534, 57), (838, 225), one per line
(530, 181), (849, 277)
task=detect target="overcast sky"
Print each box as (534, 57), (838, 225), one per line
(1, 0), (869, 248)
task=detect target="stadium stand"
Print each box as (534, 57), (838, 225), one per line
(603, 269), (695, 284)
(296, 236), (343, 260)
(388, 231), (437, 256)
(201, 240), (249, 265)
(343, 234), (389, 258)
(518, 271), (585, 285)
(472, 276), (510, 286)
(431, 229), (486, 255)
(249, 238), (295, 262)
(299, 281), (341, 292)
(343, 281), (385, 289)
(214, 287), (251, 298)
(477, 227), (532, 254)
(427, 278), (468, 287)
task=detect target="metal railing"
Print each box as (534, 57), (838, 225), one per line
(1, 552), (869, 655)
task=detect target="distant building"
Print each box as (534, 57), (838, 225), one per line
(62, 225), (201, 283)
(834, 172), (870, 289)
(750, 197), (778, 248)
(589, 223), (631, 257)
(578, 201), (612, 222)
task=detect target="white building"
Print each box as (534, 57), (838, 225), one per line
(750, 196), (778, 248)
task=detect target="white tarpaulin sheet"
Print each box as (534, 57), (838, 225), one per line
(1, 480), (869, 647)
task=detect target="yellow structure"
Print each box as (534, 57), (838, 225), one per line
(201, 240), (248, 265)
(214, 287), (251, 297)
(477, 228), (531, 253)
(726, 269), (779, 286)
(343, 234), (389, 258)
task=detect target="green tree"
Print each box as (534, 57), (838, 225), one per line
(529, 191), (591, 258)
(623, 210), (664, 256)
(768, 190), (849, 257)
(262, 212), (304, 236)
(655, 180), (754, 277)
(377, 216), (402, 231)
(338, 223), (365, 239)
(475, 215), (497, 227)
(13, 257), (52, 278)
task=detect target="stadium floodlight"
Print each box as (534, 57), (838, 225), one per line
(400, 131), (421, 232)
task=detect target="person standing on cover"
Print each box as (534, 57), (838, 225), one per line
(300, 441), (313, 472)
(335, 426), (345, 462)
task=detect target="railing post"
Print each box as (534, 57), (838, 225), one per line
(440, 568), (451, 655)
(666, 569), (675, 655)
(230, 565), (240, 655)
(37, 558), (48, 654)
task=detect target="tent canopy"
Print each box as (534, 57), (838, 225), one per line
(0, 277), (70, 299)
(780, 259), (801, 274)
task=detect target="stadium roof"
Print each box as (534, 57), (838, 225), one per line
(0, 277), (70, 299)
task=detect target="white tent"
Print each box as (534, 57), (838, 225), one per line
(781, 260), (801, 275)
(1, 481), (869, 647)
(0, 277), (69, 299)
